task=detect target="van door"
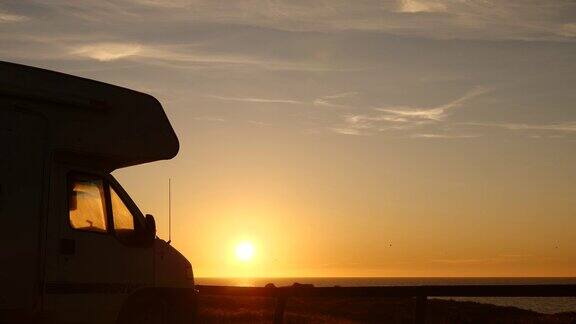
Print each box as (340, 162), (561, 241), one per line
(0, 107), (46, 322)
(44, 170), (153, 324)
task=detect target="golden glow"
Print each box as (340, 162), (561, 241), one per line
(235, 241), (255, 262)
(109, 8), (576, 277)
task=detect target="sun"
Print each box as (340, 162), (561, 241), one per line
(235, 241), (254, 262)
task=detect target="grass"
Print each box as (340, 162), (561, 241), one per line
(197, 295), (576, 323)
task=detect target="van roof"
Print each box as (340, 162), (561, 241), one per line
(0, 61), (179, 170)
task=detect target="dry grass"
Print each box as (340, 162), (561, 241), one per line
(196, 295), (576, 324)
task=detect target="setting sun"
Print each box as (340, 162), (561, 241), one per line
(235, 241), (254, 262)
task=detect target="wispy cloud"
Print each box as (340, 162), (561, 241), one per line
(411, 133), (481, 139)
(560, 23), (576, 37)
(208, 91), (359, 109)
(3, 0), (575, 59)
(66, 41), (339, 71)
(466, 121), (576, 133)
(129, 0), (191, 9)
(313, 92), (358, 109)
(70, 42), (256, 64)
(398, 0), (447, 13)
(346, 115), (410, 124)
(330, 119), (420, 136)
(72, 43), (143, 61)
(247, 120), (272, 127)
(192, 116), (226, 122)
(122, 0), (576, 41)
(377, 86), (489, 122)
(207, 95), (305, 105)
(0, 11), (28, 23)
(332, 87), (488, 136)
(321, 92), (359, 100)
(329, 127), (367, 136)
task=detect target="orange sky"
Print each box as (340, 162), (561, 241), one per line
(3, 0), (576, 277)
(114, 130), (576, 277)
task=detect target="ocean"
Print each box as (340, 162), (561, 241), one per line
(196, 277), (576, 314)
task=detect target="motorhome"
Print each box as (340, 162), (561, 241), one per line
(0, 61), (195, 324)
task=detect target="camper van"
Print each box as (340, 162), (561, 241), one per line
(0, 61), (196, 324)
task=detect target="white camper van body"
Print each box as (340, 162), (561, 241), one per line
(0, 62), (195, 324)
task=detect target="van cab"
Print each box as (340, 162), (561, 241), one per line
(0, 61), (196, 324)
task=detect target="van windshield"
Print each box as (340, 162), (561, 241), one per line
(110, 187), (136, 238)
(69, 177), (107, 233)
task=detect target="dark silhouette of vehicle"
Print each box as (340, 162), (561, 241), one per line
(0, 61), (195, 324)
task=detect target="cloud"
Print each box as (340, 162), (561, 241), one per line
(208, 91), (360, 109)
(70, 42), (242, 64)
(66, 41), (338, 71)
(3, 1), (573, 142)
(559, 23), (576, 37)
(118, 0), (576, 41)
(321, 92), (359, 100)
(398, 0), (447, 13)
(313, 92), (358, 109)
(377, 86), (489, 122)
(4, 0), (576, 49)
(346, 115), (410, 124)
(72, 42), (143, 61)
(193, 116), (226, 122)
(247, 120), (272, 127)
(331, 87), (488, 136)
(411, 133), (481, 139)
(207, 95), (305, 105)
(129, 0), (191, 8)
(330, 127), (367, 136)
(466, 121), (576, 133)
(329, 117), (420, 136)
(0, 11), (28, 23)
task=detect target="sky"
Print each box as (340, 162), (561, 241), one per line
(2, 0), (576, 277)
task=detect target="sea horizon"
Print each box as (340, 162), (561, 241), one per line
(196, 276), (576, 286)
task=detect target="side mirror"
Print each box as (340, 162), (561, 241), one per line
(144, 214), (156, 244)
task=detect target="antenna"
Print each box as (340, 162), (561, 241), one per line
(167, 178), (172, 244)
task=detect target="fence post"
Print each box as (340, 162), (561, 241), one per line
(414, 295), (427, 324)
(273, 295), (287, 324)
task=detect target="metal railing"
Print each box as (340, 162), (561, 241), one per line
(196, 284), (576, 324)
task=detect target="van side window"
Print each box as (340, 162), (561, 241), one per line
(110, 187), (135, 238)
(69, 176), (108, 233)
